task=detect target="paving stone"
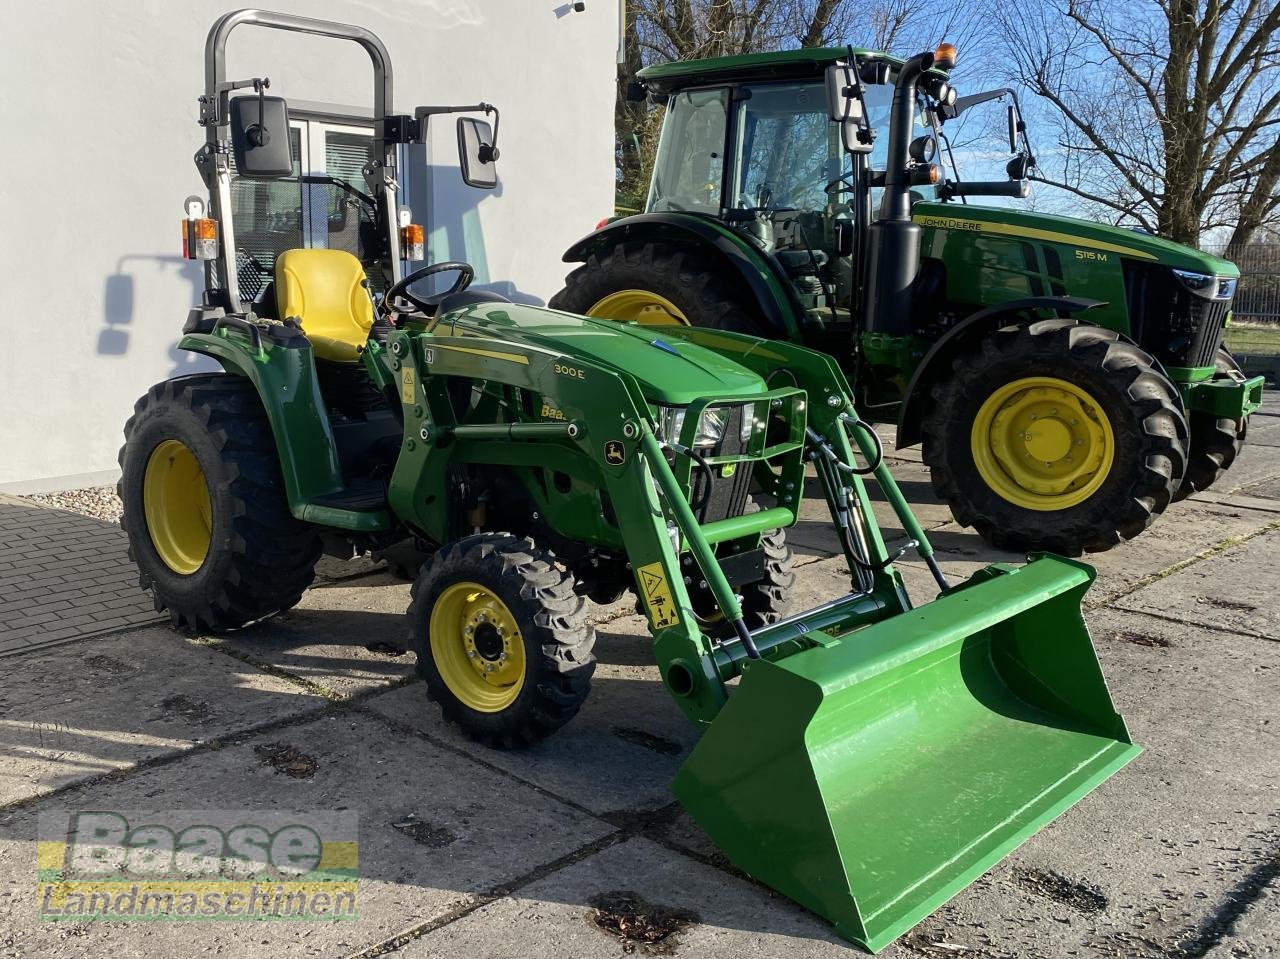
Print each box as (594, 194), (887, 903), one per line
(1238, 476), (1280, 501)
(1213, 432), (1280, 493)
(1114, 528), (1280, 639)
(0, 501), (159, 655)
(896, 496), (1279, 609)
(363, 613), (700, 817)
(0, 627), (324, 806)
(395, 836), (847, 958)
(0, 712), (613, 959)
(208, 573), (418, 699)
(1241, 407), (1280, 448)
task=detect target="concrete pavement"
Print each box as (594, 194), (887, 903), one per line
(0, 401), (1277, 958)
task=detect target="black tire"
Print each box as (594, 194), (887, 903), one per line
(118, 373), (321, 631)
(922, 320), (1189, 555)
(737, 523), (795, 630)
(409, 533), (595, 749)
(550, 239), (769, 335)
(1174, 348), (1250, 501)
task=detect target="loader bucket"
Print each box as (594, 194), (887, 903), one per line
(674, 555), (1140, 953)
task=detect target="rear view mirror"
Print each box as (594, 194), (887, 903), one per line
(457, 117), (499, 189)
(229, 95), (293, 177)
(825, 62), (854, 121)
(825, 62), (873, 155)
(1007, 104), (1018, 153)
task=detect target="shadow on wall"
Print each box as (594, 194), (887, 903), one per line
(419, 161), (546, 307)
(99, 255), (211, 379)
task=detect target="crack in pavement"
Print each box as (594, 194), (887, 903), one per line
(1086, 519), (1280, 612)
(1110, 605), (1280, 645)
(347, 829), (631, 958)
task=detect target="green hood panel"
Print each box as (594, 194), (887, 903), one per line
(437, 303), (766, 405)
(912, 202), (1237, 276)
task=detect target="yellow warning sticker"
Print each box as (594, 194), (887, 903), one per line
(401, 367), (416, 404)
(637, 561), (680, 630)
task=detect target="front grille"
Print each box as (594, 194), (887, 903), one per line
(1123, 262), (1231, 367)
(681, 405), (753, 525)
(690, 460), (753, 525)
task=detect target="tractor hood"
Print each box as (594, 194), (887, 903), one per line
(436, 303), (765, 405)
(912, 202), (1239, 277)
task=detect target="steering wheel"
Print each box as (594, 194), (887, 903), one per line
(381, 261), (475, 318)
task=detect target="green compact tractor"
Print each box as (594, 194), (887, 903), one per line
(552, 43), (1266, 555)
(120, 11), (1140, 952)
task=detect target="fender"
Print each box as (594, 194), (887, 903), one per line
(562, 212), (805, 340)
(177, 329), (350, 515)
(896, 296), (1104, 448)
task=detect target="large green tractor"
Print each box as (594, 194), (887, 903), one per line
(118, 11), (1140, 951)
(552, 43), (1266, 555)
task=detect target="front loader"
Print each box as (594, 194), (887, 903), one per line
(119, 10), (1140, 952)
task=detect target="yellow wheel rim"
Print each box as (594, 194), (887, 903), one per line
(587, 289), (689, 326)
(429, 582), (526, 713)
(971, 376), (1115, 511)
(143, 439), (213, 575)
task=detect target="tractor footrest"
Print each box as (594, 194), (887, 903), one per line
(312, 479), (388, 512)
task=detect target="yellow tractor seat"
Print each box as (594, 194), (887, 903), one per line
(275, 249), (376, 363)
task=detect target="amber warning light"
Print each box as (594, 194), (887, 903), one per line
(180, 195), (218, 261)
(401, 223), (425, 261)
(181, 218), (218, 261)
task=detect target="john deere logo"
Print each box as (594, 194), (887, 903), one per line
(604, 441), (626, 465)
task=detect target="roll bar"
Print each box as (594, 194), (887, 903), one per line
(204, 9), (393, 120)
(198, 9), (403, 309)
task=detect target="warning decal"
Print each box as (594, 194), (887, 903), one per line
(401, 367), (416, 404)
(637, 561), (680, 630)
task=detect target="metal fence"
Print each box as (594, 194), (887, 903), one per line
(1211, 241), (1280, 324)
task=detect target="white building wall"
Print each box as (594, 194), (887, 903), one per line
(0, 0), (618, 491)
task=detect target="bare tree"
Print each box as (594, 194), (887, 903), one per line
(995, 0), (1280, 251)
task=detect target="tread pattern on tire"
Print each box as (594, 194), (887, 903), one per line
(1175, 348), (1249, 500)
(550, 239), (768, 335)
(409, 533), (595, 749)
(119, 372), (321, 632)
(922, 319), (1189, 555)
(738, 506), (795, 630)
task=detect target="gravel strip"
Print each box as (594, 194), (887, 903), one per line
(22, 485), (123, 523)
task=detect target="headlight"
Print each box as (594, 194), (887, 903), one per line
(657, 406), (688, 445)
(696, 408), (727, 447)
(656, 404), (754, 448)
(1172, 269), (1217, 295)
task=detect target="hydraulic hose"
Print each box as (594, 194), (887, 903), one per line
(670, 442), (716, 514)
